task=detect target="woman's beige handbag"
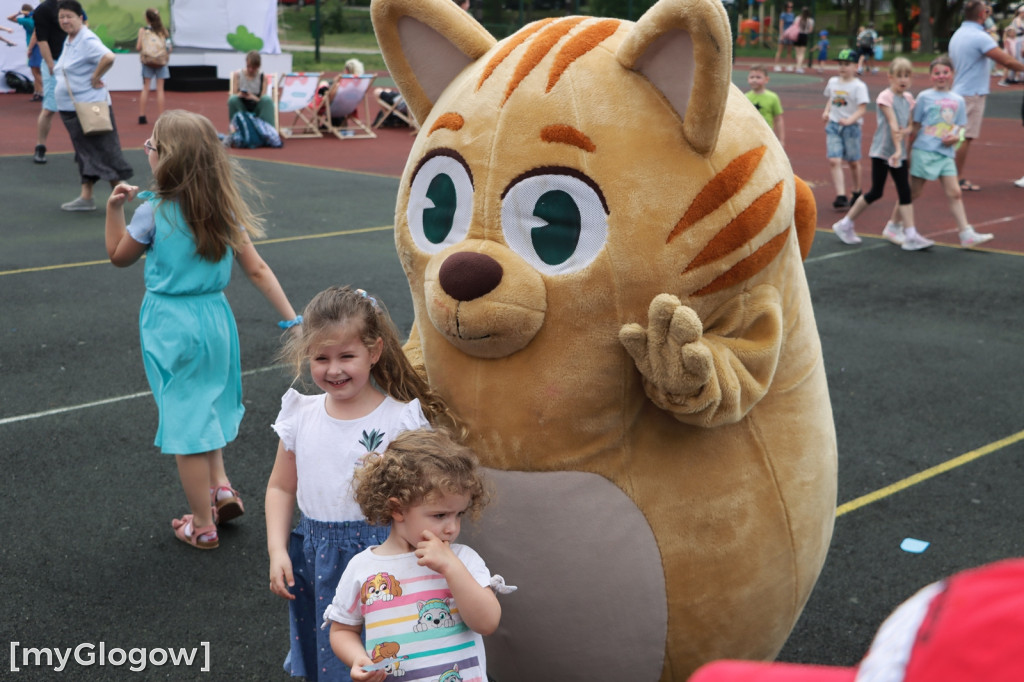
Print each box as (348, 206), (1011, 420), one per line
(64, 70), (113, 135)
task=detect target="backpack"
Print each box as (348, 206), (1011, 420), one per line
(857, 29), (875, 49)
(228, 111), (282, 149)
(5, 70), (33, 94)
(140, 28), (169, 68)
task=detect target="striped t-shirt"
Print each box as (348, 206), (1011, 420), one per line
(324, 544), (492, 681)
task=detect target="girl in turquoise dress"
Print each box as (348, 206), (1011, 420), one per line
(104, 110), (300, 550)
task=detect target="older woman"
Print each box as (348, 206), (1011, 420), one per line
(53, 0), (132, 211)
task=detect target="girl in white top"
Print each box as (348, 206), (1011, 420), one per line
(266, 285), (460, 681)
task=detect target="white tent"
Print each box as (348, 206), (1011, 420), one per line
(1, 0), (281, 94)
(170, 0), (280, 53)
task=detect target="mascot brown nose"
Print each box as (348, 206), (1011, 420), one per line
(438, 252), (503, 302)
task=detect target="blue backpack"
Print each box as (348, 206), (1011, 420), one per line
(229, 111), (283, 149)
(230, 111), (264, 149)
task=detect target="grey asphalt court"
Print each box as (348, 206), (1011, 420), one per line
(1, 149), (1022, 680)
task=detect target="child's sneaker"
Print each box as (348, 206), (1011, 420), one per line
(831, 217), (861, 244)
(900, 227), (934, 251)
(882, 222), (905, 245)
(832, 195), (849, 210)
(1014, 176), (1024, 188)
(959, 226), (994, 248)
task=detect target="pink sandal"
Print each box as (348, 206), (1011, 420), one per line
(171, 514), (219, 550)
(211, 484), (245, 524)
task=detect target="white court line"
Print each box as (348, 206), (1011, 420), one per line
(0, 365), (285, 427)
(805, 240), (891, 263)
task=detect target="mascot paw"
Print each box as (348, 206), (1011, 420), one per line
(619, 294), (712, 400)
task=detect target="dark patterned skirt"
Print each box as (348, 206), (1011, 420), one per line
(59, 106), (134, 184)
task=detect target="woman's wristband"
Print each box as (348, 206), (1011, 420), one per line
(277, 315), (302, 330)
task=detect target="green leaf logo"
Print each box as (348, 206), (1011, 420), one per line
(226, 25), (264, 53)
(359, 429), (385, 453)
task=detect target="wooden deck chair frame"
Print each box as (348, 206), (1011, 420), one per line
(372, 88), (419, 133)
(275, 72), (323, 139)
(318, 74), (378, 140)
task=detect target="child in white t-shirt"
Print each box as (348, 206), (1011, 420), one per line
(823, 48), (870, 210)
(325, 428), (513, 682)
(266, 285), (462, 681)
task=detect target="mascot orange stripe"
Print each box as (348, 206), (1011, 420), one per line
(477, 18), (556, 91)
(666, 146), (767, 243)
(547, 19), (621, 92)
(684, 181), (784, 273)
(429, 112), (465, 135)
(540, 124), (596, 152)
(500, 17), (587, 105)
(695, 228), (789, 296)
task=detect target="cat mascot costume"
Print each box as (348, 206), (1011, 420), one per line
(370, 0), (837, 679)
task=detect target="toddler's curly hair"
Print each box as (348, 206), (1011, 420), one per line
(354, 428), (489, 526)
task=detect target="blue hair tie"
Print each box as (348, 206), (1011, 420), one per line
(356, 288), (379, 310)
(277, 315), (303, 330)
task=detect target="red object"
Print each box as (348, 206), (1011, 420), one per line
(690, 559), (1024, 682)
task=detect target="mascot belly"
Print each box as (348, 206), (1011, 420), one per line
(370, 0), (838, 679)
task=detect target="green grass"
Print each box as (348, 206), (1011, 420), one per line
(276, 5), (927, 73)
(288, 50), (387, 74)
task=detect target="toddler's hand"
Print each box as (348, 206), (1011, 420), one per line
(107, 183), (138, 208)
(268, 551), (296, 600)
(349, 656), (387, 682)
(415, 530), (457, 575)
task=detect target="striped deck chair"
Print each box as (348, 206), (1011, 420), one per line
(275, 72), (322, 138)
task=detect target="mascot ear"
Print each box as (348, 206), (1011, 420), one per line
(616, 0), (732, 156)
(371, 0), (497, 125)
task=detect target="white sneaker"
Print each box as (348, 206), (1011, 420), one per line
(795, 67), (805, 73)
(1013, 176), (1024, 188)
(61, 197), (96, 212)
(959, 226), (994, 248)
(900, 227), (934, 251)
(773, 66), (782, 72)
(882, 222), (905, 245)
(831, 217), (861, 244)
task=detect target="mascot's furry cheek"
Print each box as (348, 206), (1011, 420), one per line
(422, 248), (548, 359)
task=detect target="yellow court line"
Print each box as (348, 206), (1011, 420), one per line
(836, 428), (1024, 517)
(0, 225), (394, 277)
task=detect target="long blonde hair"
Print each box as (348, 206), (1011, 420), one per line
(150, 110), (264, 261)
(278, 286), (463, 434)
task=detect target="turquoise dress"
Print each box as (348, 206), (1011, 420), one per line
(131, 191), (244, 455)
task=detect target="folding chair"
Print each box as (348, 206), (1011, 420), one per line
(317, 74), (378, 140)
(275, 72), (322, 138)
(372, 87), (419, 133)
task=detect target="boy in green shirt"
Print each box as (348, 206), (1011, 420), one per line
(745, 65), (785, 147)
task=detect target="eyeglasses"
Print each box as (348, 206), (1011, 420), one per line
(143, 139), (157, 154)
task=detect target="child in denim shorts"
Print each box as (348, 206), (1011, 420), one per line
(822, 48), (869, 209)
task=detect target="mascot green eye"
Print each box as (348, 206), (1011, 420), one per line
(407, 151), (474, 254)
(501, 170), (608, 275)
